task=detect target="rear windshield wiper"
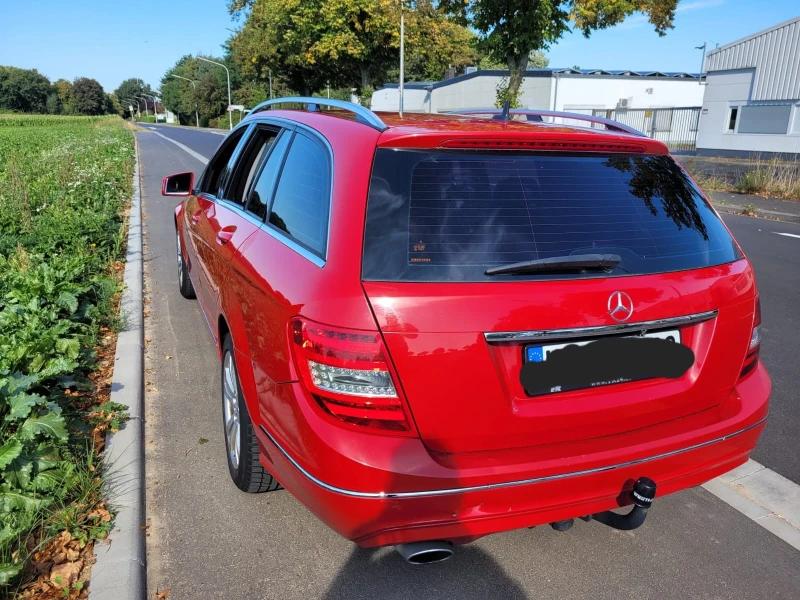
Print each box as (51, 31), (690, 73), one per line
(484, 253), (622, 276)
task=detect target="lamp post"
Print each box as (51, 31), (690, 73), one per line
(142, 93), (159, 121)
(197, 56), (232, 129)
(136, 96), (150, 117)
(170, 74), (200, 127)
(124, 98), (142, 118)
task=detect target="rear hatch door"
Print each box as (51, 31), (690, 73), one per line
(361, 148), (753, 454)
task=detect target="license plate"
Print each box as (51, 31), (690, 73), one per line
(525, 329), (681, 363)
(521, 329), (687, 396)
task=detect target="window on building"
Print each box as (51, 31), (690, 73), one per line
(738, 105), (792, 135)
(727, 107), (738, 132)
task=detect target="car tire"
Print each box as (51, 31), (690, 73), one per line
(221, 334), (282, 493)
(176, 229), (196, 299)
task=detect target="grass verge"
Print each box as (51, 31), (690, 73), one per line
(684, 156), (800, 200)
(0, 114), (133, 598)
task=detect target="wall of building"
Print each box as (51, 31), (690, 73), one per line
(705, 16), (800, 102)
(696, 69), (800, 157)
(552, 75), (705, 112)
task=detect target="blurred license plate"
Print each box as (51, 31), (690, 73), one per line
(524, 329), (681, 363)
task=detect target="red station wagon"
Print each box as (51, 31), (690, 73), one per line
(163, 98), (770, 564)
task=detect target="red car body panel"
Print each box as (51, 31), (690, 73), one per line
(171, 108), (770, 547)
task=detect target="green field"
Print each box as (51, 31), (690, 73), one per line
(0, 115), (133, 596)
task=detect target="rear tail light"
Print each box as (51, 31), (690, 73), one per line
(739, 296), (761, 379)
(290, 317), (416, 435)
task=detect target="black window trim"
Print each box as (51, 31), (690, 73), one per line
(196, 116), (334, 268)
(195, 121), (253, 198)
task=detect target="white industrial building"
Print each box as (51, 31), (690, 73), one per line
(371, 68), (705, 114)
(696, 15), (800, 158)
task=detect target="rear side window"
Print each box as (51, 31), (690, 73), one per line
(226, 126), (281, 207)
(362, 150), (742, 282)
(268, 133), (330, 256)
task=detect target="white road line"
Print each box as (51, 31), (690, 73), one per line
(149, 130), (209, 165)
(703, 460), (800, 551)
(773, 232), (800, 239)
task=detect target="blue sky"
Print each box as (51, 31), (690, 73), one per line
(0, 0), (798, 93)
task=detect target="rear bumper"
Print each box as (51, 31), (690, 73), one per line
(253, 363), (770, 547)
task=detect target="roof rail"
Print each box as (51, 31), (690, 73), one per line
(446, 108), (646, 137)
(249, 97), (388, 132)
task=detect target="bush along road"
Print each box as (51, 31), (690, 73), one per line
(0, 114), (134, 599)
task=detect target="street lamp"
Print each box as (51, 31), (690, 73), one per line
(142, 93), (159, 122)
(124, 98), (142, 118)
(170, 75), (200, 128)
(197, 56), (232, 129)
(136, 96), (150, 117)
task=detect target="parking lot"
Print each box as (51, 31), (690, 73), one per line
(139, 124), (800, 600)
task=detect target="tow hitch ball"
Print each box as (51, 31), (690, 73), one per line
(550, 477), (657, 533)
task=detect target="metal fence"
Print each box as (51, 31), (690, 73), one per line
(589, 107), (701, 153)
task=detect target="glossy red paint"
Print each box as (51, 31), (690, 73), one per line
(166, 108), (770, 548)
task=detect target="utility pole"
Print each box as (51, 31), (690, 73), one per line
(269, 70), (273, 99)
(197, 56), (232, 129)
(171, 74), (200, 127)
(399, 0), (404, 117)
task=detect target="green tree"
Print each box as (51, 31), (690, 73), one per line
(161, 55), (241, 126)
(54, 78), (72, 113)
(442, 0), (679, 107)
(45, 92), (62, 114)
(70, 77), (107, 115)
(479, 50), (549, 71)
(228, 0), (333, 95)
(113, 78), (153, 116)
(0, 66), (52, 113)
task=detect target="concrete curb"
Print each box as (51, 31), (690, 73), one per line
(89, 137), (146, 600)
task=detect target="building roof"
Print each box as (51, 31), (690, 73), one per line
(705, 15), (800, 101)
(379, 68), (700, 91)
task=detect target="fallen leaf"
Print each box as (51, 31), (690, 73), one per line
(165, 355), (173, 360)
(50, 560), (82, 588)
(198, 438), (209, 445)
(156, 589), (171, 599)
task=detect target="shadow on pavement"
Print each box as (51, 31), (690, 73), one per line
(322, 544), (528, 600)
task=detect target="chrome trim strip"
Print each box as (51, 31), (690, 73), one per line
(484, 310), (718, 344)
(257, 223), (326, 267)
(258, 414), (766, 499)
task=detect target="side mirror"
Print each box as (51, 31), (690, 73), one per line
(162, 172), (195, 196)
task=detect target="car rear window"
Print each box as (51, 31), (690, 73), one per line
(361, 149), (742, 282)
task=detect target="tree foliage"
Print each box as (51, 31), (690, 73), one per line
(70, 77), (106, 115)
(0, 67), (52, 113)
(159, 55), (243, 127)
(442, 0), (679, 106)
(227, 0), (478, 96)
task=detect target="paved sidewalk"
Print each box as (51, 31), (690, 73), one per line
(707, 190), (800, 223)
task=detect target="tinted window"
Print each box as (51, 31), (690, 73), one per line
(246, 131), (292, 221)
(362, 149), (742, 282)
(199, 126), (248, 197)
(227, 127), (280, 207)
(268, 133), (330, 256)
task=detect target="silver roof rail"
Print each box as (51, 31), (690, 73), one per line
(446, 108), (646, 137)
(249, 97), (388, 132)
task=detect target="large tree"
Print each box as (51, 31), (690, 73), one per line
(160, 55), (242, 126)
(228, 0), (477, 95)
(0, 66), (52, 113)
(443, 0), (680, 106)
(70, 77), (106, 115)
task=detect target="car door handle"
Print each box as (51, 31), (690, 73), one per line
(191, 210), (202, 225)
(216, 226), (237, 244)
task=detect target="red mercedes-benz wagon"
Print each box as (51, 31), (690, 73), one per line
(163, 98), (769, 564)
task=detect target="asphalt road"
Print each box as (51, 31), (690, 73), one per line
(140, 124), (800, 600)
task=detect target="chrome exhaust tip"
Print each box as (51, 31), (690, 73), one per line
(394, 541), (454, 564)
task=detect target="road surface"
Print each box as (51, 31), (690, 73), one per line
(139, 124), (800, 600)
